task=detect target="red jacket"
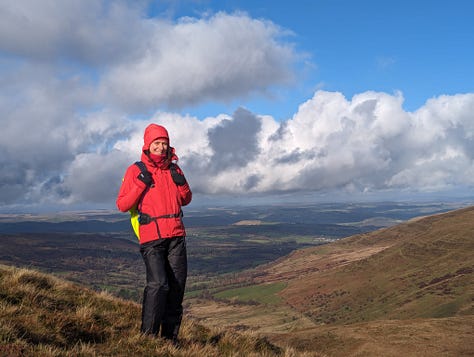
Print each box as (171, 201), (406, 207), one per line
(116, 125), (192, 244)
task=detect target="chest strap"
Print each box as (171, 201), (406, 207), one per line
(138, 210), (183, 225)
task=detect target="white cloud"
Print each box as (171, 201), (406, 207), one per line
(1, 88), (474, 208)
(0, 0), (144, 65)
(0, 1), (473, 210)
(80, 91), (472, 202)
(0, 2), (298, 110)
(0, 1), (300, 209)
(59, 150), (130, 204)
(100, 12), (296, 111)
(159, 91), (473, 196)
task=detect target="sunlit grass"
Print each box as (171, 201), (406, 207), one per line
(214, 282), (287, 305)
(0, 264), (288, 356)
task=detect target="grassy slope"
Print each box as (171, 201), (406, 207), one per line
(187, 206), (474, 356)
(276, 316), (474, 357)
(0, 265), (303, 357)
(275, 206), (474, 324)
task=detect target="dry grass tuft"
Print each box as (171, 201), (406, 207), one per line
(0, 264), (292, 356)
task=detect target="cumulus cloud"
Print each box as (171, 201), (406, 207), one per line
(2, 88), (474, 208)
(0, 1), (299, 209)
(0, 1), (473, 211)
(0, 1), (295, 110)
(100, 12), (296, 110)
(0, 0), (144, 65)
(94, 91), (473, 201)
(207, 107), (262, 171)
(194, 91), (473, 196)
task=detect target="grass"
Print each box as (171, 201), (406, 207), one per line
(214, 282), (287, 305)
(265, 206), (474, 325)
(0, 264), (312, 356)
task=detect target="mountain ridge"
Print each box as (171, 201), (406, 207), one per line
(187, 206), (474, 356)
(272, 206), (474, 324)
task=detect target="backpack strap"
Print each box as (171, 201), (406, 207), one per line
(134, 161), (151, 209)
(129, 161), (150, 241)
(135, 161), (148, 175)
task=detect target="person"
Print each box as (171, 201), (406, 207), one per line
(116, 123), (192, 343)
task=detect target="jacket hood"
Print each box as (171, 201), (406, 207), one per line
(142, 124), (169, 152)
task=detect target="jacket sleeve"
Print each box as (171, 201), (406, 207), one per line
(116, 164), (147, 212)
(175, 165), (192, 206)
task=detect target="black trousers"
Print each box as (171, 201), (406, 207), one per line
(139, 236), (187, 339)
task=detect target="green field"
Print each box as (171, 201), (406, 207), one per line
(214, 282), (287, 304)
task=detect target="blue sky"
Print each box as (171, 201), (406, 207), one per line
(0, 0), (473, 212)
(152, 0), (474, 120)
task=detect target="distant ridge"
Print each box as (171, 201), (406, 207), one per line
(0, 219), (131, 234)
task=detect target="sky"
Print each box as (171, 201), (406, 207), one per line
(0, 0), (473, 213)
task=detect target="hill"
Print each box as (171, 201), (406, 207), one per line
(187, 206), (474, 356)
(0, 264), (299, 357)
(265, 206), (474, 323)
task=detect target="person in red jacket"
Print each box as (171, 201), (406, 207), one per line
(116, 124), (192, 342)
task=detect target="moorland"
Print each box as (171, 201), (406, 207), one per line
(1, 201), (473, 356)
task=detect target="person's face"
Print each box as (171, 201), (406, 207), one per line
(149, 138), (169, 155)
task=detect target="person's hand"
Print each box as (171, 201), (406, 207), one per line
(170, 167), (187, 186)
(137, 171), (153, 187)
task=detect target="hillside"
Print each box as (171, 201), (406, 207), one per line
(266, 206), (474, 323)
(187, 206), (474, 356)
(0, 265), (301, 357)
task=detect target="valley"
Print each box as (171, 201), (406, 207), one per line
(0, 201), (461, 301)
(1, 201), (473, 355)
